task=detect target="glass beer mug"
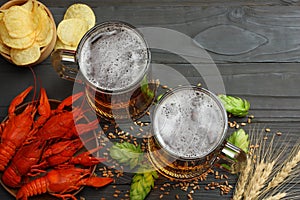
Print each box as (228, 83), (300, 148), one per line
(51, 21), (156, 121)
(147, 86), (247, 181)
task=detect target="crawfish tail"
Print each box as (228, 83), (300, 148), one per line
(0, 141), (16, 171)
(2, 166), (22, 188)
(16, 176), (48, 200)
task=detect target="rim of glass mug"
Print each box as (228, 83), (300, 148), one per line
(52, 21), (151, 95)
(152, 85), (228, 160)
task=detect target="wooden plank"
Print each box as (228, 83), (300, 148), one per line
(92, 5), (300, 63)
(0, 2), (296, 63)
(1, 4), (300, 63)
(1, 62), (300, 122)
(32, 0), (300, 7)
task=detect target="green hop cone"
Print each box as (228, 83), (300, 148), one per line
(109, 142), (143, 170)
(221, 129), (250, 172)
(130, 170), (158, 200)
(227, 128), (250, 153)
(218, 94), (250, 117)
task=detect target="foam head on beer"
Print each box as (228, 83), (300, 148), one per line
(153, 87), (227, 159)
(79, 22), (149, 91)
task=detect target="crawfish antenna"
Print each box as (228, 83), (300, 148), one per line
(29, 66), (38, 104)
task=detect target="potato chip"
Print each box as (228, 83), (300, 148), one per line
(0, 20), (35, 49)
(57, 18), (89, 46)
(3, 6), (34, 38)
(0, 36), (10, 55)
(21, 0), (34, 12)
(10, 42), (40, 66)
(34, 4), (52, 47)
(64, 3), (96, 30)
(31, 0), (41, 32)
(37, 19), (53, 47)
(54, 38), (77, 51)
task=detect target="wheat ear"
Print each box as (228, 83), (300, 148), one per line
(244, 161), (275, 200)
(262, 192), (287, 200)
(267, 147), (300, 190)
(243, 161), (265, 199)
(232, 157), (252, 200)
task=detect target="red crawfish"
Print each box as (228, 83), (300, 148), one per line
(31, 138), (106, 170)
(0, 87), (51, 171)
(16, 166), (113, 200)
(1, 137), (47, 188)
(36, 92), (99, 141)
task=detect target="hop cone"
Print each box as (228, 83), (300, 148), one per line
(130, 170), (158, 200)
(109, 142), (143, 170)
(227, 129), (249, 153)
(218, 94), (250, 117)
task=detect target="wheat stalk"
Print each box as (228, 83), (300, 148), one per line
(232, 157), (252, 200)
(232, 127), (300, 200)
(246, 161), (275, 200)
(267, 147), (300, 190)
(262, 192), (287, 200)
(242, 161), (265, 199)
(242, 132), (278, 200)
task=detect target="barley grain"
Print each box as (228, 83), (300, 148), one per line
(276, 132), (282, 136)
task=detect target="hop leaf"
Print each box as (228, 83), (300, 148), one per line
(130, 169), (158, 200)
(218, 94), (250, 117)
(227, 129), (250, 153)
(109, 142), (143, 169)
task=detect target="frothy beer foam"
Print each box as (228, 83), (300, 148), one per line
(153, 88), (226, 159)
(79, 23), (148, 91)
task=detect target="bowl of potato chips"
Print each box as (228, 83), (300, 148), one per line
(0, 0), (56, 66)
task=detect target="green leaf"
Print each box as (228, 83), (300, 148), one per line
(109, 142), (143, 169)
(218, 94), (250, 117)
(130, 169), (158, 200)
(227, 129), (250, 153)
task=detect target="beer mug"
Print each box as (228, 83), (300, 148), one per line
(51, 21), (156, 121)
(147, 86), (246, 181)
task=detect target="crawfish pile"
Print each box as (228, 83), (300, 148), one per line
(0, 86), (113, 200)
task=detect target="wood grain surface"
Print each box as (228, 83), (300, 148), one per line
(0, 0), (299, 200)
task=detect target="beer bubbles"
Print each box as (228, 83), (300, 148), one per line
(79, 23), (148, 91)
(153, 87), (225, 159)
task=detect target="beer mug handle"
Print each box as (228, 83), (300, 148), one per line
(215, 141), (247, 174)
(51, 49), (79, 82)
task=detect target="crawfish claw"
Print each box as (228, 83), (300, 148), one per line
(8, 86), (33, 115)
(51, 193), (77, 200)
(80, 177), (113, 187)
(56, 92), (84, 112)
(70, 153), (106, 166)
(35, 88), (51, 127)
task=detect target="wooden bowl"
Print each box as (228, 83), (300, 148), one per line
(0, 0), (57, 67)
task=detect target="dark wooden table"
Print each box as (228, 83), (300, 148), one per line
(0, 0), (300, 199)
